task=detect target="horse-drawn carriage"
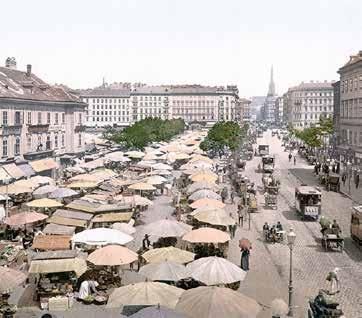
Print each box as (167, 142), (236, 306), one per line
(295, 185), (321, 220)
(261, 155), (275, 173)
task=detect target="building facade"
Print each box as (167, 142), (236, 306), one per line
(262, 67), (277, 123)
(337, 51), (362, 163)
(284, 81), (334, 129)
(332, 81), (340, 147)
(275, 96), (284, 124)
(0, 58), (86, 160)
(80, 84), (242, 126)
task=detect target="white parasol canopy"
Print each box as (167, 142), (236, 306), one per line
(142, 247), (195, 264)
(71, 228), (133, 246)
(186, 256), (246, 285)
(139, 260), (191, 281)
(188, 189), (221, 201)
(144, 219), (192, 237)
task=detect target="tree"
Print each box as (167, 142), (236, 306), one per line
(200, 121), (242, 156)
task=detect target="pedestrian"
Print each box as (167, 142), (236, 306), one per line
(221, 187), (228, 203)
(293, 156), (296, 165)
(230, 189), (235, 204)
(342, 173), (347, 186)
(355, 174), (360, 189)
(237, 204), (244, 226)
(288, 153), (292, 162)
(240, 248), (250, 271)
(326, 268), (341, 294)
(142, 234), (151, 250)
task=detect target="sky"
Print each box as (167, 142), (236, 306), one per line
(1, 0), (361, 97)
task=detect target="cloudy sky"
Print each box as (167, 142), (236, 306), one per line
(1, 0), (361, 96)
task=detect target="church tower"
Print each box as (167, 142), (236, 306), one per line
(267, 65), (276, 96)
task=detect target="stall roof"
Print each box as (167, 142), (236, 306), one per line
(17, 163), (35, 177)
(30, 158), (59, 173)
(0, 167), (12, 181)
(32, 235), (71, 251)
(43, 223), (76, 236)
(29, 258), (87, 277)
(53, 209), (93, 221)
(32, 250), (80, 260)
(66, 199), (100, 213)
(91, 212), (133, 223)
(47, 215), (87, 228)
(3, 163), (25, 179)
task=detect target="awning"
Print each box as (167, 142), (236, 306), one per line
(17, 164), (35, 177)
(91, 212), (133, 223)
(0, 168), (12, 182)
(43, 223), (76, 236)
(53, 209), (93, 221)
(66, 199), (99, 213)
(32, 235), (71, 251)
(47, 215), (87, 228)
(3, 164), (25, 179)
(29, 258), (87, 277)
(30, 158), (59, 173)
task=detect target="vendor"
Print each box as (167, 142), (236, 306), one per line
(78, 280), (99, 300)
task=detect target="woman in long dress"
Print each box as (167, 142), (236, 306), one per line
(240, 248), (250, 271)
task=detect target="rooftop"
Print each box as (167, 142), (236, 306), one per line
(340, 50), (362, 70)
(0, 64), (84, 104)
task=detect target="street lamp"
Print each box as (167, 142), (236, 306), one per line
(287, 228), (296, 317)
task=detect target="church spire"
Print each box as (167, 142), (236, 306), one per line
(267, 65), (276, 96)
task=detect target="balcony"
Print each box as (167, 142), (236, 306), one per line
(27, 123), (49, 133)
(0, 124), (22, 136)
(23, 149), (54, 161)
(74, 124), (86, 133)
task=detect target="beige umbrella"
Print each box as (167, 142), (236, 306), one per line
(142, 247), (195, 264)
(70, 173), (99, 182)
(145, 176), (167, 185)
(139, 260), (191, 281)
(107, 282), (184, 309)
(14, 179), (39, 189)
(4, 211), (48, 227)
(129, 306), (188, 318)
(190, 206), (224, 216)
(125, 151), (145, 159)
(190, 172), (218, 183)
(30, 175), (56, 186)
(67, 181), (99, 189)
(187, 181), (219, 195)
(143, 153), (161, 161)
(152, 163), (173, 170)
(0, 183), (32, 195)
(189, 155), (213, 164)
(112, 222), (136, 235)
(190, 198), (225, 209)
(144, 219), (192, 237)
(26, 198), (63, 208)
(193, 209), (235, 227)
(186, 256), (246, 285)
(114, 195), (153, 206)
(189, 190), (221, 201)
(182, 228), (230, 244)
(0, 266), (27, 293)
(87, 245), (138, 266)
(175, 286), (261, 318)
(129, 182), (156, 191)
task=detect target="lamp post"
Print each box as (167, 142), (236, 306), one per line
(287, 228), (296, 317)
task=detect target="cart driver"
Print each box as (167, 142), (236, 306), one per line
(331, 220), (342, 236)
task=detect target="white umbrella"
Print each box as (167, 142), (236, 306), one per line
(152, 163), (173, 170)
(187, 181), (219, 195)
(186, 256), (246, 285)
(71, 228), (133, 246)
(189, 190), (221, 201)
(112, 222), (136, 235)
(144, 219), (192, 237)
(139, 260), (191, 281)
(145, 175), (167, 185)
(129, 306), (188, 318)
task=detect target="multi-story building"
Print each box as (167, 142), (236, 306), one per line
(282, 92), (290, 124)
(275, 96), (284, 124)
(332, 81), (340, 147)
(284, 81), (334, 129)
(237, 98), (251, 123)
(250, 96), (266, 121)
(337, 51), (362, 163)
(0, 58), (86, 160)
(80, 84), (242, 126)
(262, 67), (278, 123)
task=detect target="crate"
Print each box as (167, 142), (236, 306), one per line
(48, 296), (69, 311)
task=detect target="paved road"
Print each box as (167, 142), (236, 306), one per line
(239, 130), (362, 318)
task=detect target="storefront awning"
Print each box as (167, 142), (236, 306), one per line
(3, 164), (25, 179)
(91, 212), (133, 223)
(30, 158), (59, 173)
(29, 258), (87, 277)
(47, 215), (87, 228)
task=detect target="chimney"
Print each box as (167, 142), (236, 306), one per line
(26, 64), (32, 77)
(5, 57), (17, 69)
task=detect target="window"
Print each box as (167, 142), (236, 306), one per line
(27, 112), (32, 124)
(14, 137), (20, 155)
(78, 133), (82, 146)
(55, 113), (59, 124)
(47, 112), (51, 124)
(62, 113), (65, 123)
(54, 134), (58, 148)
(2, 138), (8, 157)
(46, 135), (51, 150)
(38, 112), (42, 124)
(61, 134), (65, 147)
(2, 111), (8, 125)
(15, 111), (21, 125)
(37, 135), (42, 149)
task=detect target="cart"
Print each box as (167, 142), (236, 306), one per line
(265, 193), (277, 209)
(265, 185), (279, 195)
(326, 173), (340, 192)
(261, 155), (275, 173)
(248, 194), (258, 213)
(295, 185), (322, 220)
(321, 229), (344, 252)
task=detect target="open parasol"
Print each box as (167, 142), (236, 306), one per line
(239, 238), (252, 250)
(182, 227), (230, 244)
(0, 266), (27, 293)
(129, 305), (188, 318)
(190, 172), (218, 183)
(26, 198), (63, 209)
(107, 282), (184, 309)
(145, 175), (167, 185)
(189, 155), (213, 164)
(32, 185), (58, 199)
(87, 245), (138, 266)
(139, 260), (191, 281)
(188, 189), (221, 201)
(175, 286), (261, 318)
(144, 219), (192, 237)
(193, 209), (235, 226)
(67, 181), (99, 189)
(186, 256), (246, 285)
(0, 183), (32, 195)
(125, 150), (145, 159)
(72, 228), (133, 246)
(187, 181), (219, 195)
(111, 222), (136, 235)
(129, 182), (156, 191)
(142, 247), (195, 264)
(152, 163), (173, 170)
(189, 198), (225, 209)
(4, 211), (48, 226)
